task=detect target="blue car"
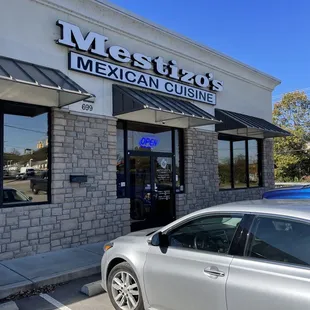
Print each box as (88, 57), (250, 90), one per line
(263, 185), (310, 199)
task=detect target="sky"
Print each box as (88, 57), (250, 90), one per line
(108, 0), (310, 103)
(4, 114), (47, 155)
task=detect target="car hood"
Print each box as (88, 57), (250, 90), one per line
(126, 227), (161, 237)
(112, 227), (161, 245)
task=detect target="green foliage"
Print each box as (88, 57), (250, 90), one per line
(273, 91), (310, 181)
(4, 147), (48, 167)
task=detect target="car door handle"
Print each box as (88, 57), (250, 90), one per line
(204, 267), (225, 277)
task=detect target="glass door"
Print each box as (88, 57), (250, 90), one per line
(129, 156), (151, 231)
(152, 156), (175, 227)
(128, 153), (175, 232)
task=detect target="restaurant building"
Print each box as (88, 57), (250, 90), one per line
(0, 0), (288, 260)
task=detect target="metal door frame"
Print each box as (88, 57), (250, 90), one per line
(126, 150), (176, 225)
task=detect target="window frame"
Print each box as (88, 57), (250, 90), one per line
(116, 120), (185, 198)
(243, 213), (310, 270)
(0, 101), (51, 208)
(162, 212), (245, 256)
(218, 134), (263, 190)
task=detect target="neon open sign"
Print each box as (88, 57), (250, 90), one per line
(139, 136), (159, 148)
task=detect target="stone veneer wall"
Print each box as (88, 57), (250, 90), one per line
(176, 129), (275, 218)
(0, 110), (130, 261)
(0, 117), (275, 261)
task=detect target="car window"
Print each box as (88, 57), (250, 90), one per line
(168, 215), (242, 254)
(12, 190), (29, 201)
(3, 189), (29, 203)
(246, 216), (310, 267)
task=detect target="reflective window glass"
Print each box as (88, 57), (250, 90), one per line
(3, 112), (49, 204)
(219, 140), (231, 189)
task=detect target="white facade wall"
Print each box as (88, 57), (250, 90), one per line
(0, 0), (279, 122)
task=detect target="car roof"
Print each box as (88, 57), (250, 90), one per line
(169, 200), (310, 227)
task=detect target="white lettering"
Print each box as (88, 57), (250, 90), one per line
(57, 21), (224, 93)
(180, 69), (195, 84)
(168, 60), (180, 80)
(109, 46), (131, 63)
(56, 20), (108, 57)
(194, 74), (210, 88)
(153, 57), (169, 76)
(132, 53), (152, 70)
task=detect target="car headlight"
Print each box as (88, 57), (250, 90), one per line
(104, 242), (114, 252)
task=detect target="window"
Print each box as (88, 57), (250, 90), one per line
(127, 122), (172, 153)
(2, 102), (50, 206)
(117, 122), (125, 198)
(248, 140), (259, 187)
(246, 216), (310, 267)
(218, 135), (262, 189)
(174, 129), (184, 193)
(218, 140), (231, 189)
(116, 121), (185, 197)
(168, 215), (242, 254)
(233, 141), (246, 188)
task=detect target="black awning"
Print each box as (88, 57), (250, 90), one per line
(215, 108), (290, 138)
(112, 85), (221, 128)
(0, 55), (93, 108)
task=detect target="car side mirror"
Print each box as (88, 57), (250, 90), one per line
(29, 196), (33, 201)
(149, 232), (169, 247)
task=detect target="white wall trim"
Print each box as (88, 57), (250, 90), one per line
(33, 0), (280, 92)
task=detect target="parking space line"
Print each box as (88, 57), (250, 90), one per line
(39, 293), (72, 310)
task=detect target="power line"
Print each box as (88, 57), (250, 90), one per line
(4, 124), (47, 135)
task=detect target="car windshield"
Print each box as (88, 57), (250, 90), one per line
(3, 189), (30, 203)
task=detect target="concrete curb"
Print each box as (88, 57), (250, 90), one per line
(32, 264), (101, 288)
(0, 301), (19, 310)
(0, 264), (100, 300)
(81, 280), (105, 297)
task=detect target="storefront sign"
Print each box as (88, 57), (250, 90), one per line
(56, 20), (224, 105)
(70, 52), (216, 104)
(139, 136), (159, 148)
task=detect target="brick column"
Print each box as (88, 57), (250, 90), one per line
(262, 138), (275, 189)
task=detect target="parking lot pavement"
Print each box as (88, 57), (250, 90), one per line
(15, 275), (114, 310)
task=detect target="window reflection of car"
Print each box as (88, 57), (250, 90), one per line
(16, 168), (35, 180)
(3, 188), (32, 204)
(30, 170), (48, 195)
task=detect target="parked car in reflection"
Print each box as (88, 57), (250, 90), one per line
(3, 187), (32, 204)
(30, 170), (48, 194)
(263, 185), (310, 199)
(16, 167), (35, 180)
(101, 200), (310, 310)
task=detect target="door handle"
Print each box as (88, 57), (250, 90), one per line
(204, 267), (225, 278)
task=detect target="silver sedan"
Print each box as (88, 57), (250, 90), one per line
(101, 200), (310, 310)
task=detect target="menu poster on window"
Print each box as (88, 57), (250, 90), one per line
(156, 168), (171, 183)
(157, 190), (171, 201)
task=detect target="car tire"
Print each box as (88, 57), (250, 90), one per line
(32, 187), (39, 195)
(107, 262), (144, 310)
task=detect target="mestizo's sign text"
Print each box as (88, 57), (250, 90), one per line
(56, 20), (223, 105)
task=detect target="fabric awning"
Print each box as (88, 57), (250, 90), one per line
(0, 55), (93, 108)
(215, 108), (290, 138)
(113, 85), (221, 128)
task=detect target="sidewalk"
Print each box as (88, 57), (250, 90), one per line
(0, 242), (105, 300)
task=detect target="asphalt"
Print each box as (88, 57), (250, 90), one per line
(0, 242), (105, 301)
(15, 275), (114, 310)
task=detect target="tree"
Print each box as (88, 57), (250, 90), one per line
(273, 91), (310, 181)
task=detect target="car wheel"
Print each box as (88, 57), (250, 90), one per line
(107, 262), (144, 310)
(32, 187), (39, 195)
